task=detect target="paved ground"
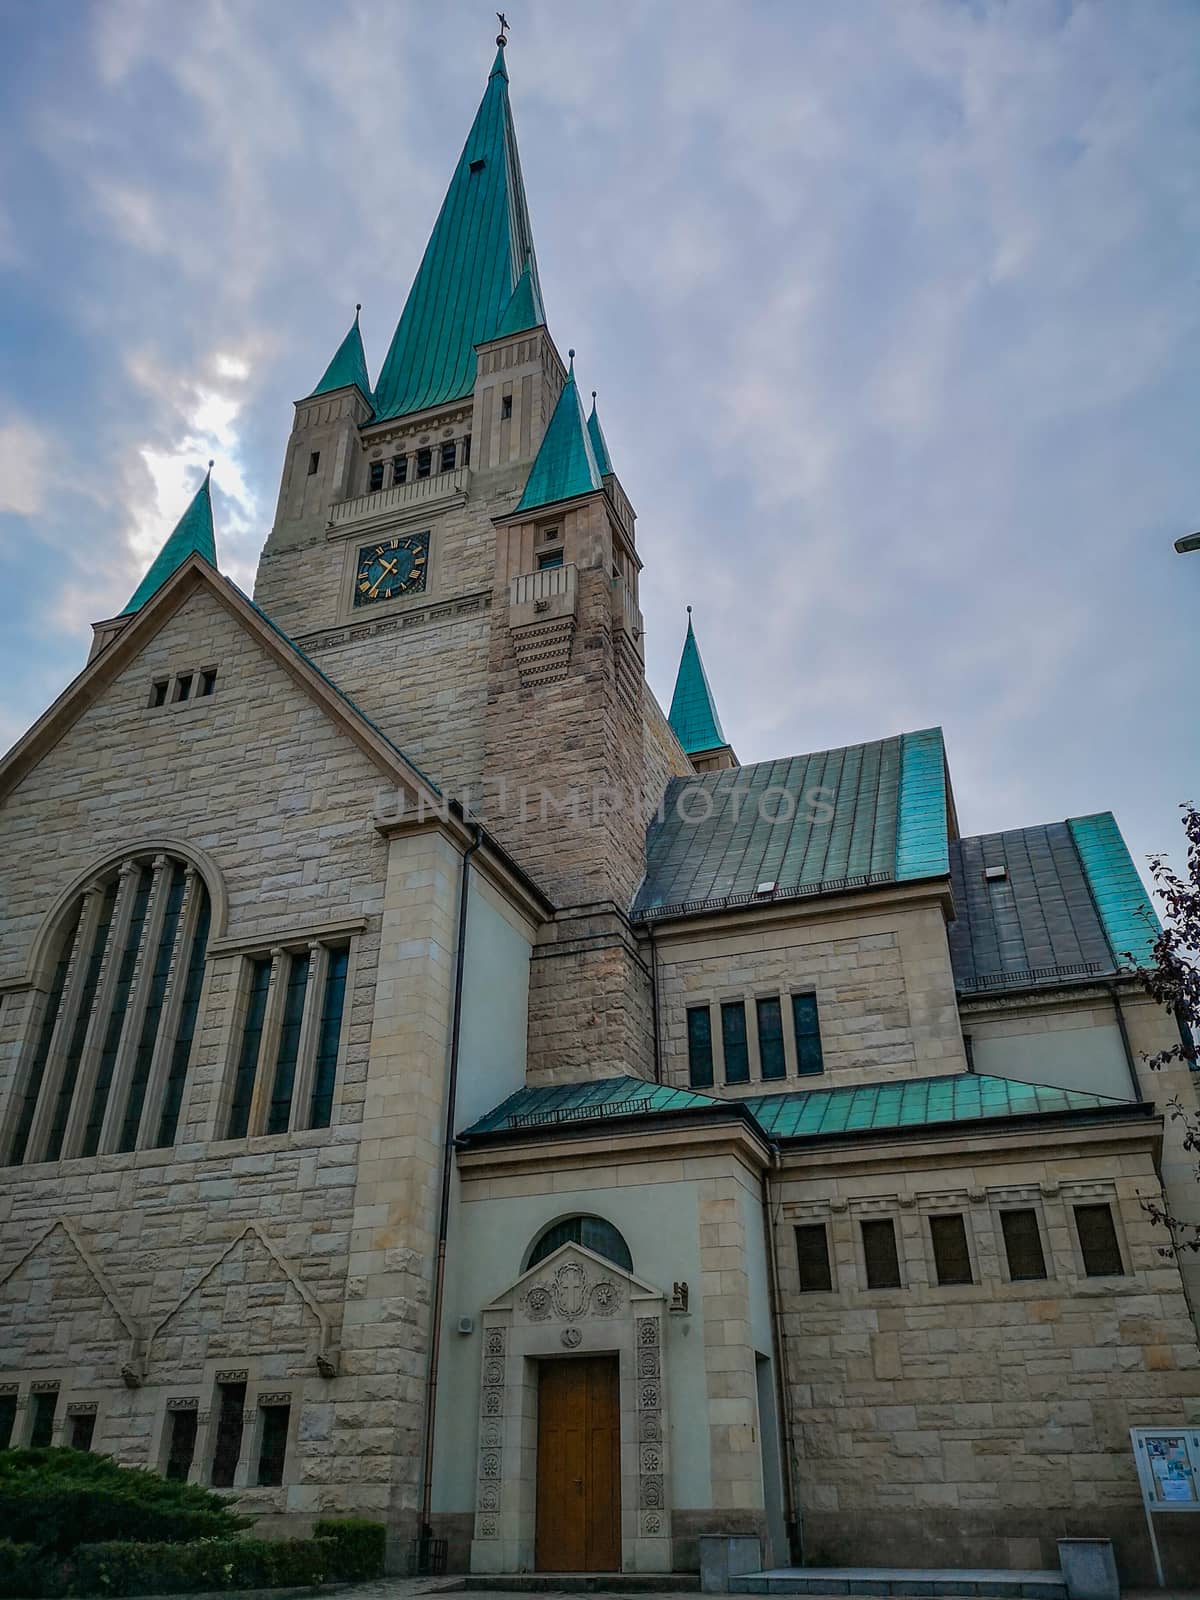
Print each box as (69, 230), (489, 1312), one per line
(118, 1585), (1200, 1600)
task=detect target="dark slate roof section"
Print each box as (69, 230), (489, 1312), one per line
(948, 821), (1119, 993)
(634, 734), (911, 919)
(459, 1071), (1140, 1147)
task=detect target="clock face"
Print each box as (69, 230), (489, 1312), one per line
(354, 532), (430, 607)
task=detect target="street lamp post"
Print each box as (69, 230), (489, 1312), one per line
(1176, 532), (1200, 554)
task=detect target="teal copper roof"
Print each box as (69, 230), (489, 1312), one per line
(667, 611), (726, 754)
(744, 1072), (1131, 1141)
(495, 257), (545, 338)
(308, 306), (372, 404)
(1068, 813), (1160, 968)
(636, 729), (953, 919)
(514, 357), (602, 513)
(587, 393), (614, 476)
(461, 1075), (724, 1137)
(947, 813), (1160, 993)
(896, 726), (951, 880)
(372, 44), (541, 421)
(459, 1070), (1136, 1145)
(122, 466), (217, 614)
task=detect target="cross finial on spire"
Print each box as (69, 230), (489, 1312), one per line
(496, 11), (509, 45)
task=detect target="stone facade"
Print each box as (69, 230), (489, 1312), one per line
(654, 886), (969, 1096)
(772, 1117), (1200, 1584)
(2, 43), (1199, 1591)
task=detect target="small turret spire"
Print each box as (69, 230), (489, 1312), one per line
(308, 305), (373, 406)
(514, 350), (602, 514)
(668, 608), (729, 756)
(586, 389), (614, 477)
(122, 466), (218, 615)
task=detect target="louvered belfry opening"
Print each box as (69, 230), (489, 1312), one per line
(3, 852), (211, 1166)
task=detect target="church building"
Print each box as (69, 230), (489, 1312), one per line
(1, 35), (1198, 1587)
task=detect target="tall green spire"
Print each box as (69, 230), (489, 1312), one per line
(668, 609), (728, 754)
(586, 391), (613, 476)
(372, 41), (541, 421)
(122, 465), (218, 615)
(514, 353), (602, 514)
(308, 305), (372, 404)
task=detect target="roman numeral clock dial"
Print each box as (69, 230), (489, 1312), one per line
(353, 531), (430, 607)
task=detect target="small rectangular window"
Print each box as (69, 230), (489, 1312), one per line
(173, 673), (193, 704)
(962, 1032), (975, 1072)
(792, 993), (824, 1075)
(795, 1224), (833, 1292)
(721, 1001), (749, 1084)
(210, 1381), (246, 1488)
(0, 1393), (16, 1450)
(501, 394), (513, 420)
(537, 549), (564, 570)
(929, 1213), (973, 1286)
(166, 1407), (198, 1482)
(462, 434), (471, 465)
(199, 668), (217, 698)
(1075, 1203), (1124, 1277)
(392, 454), (407, 485)
(149, 679), (169, 708)
(29, 1389), (58, 1448)
(686, 1006), (713, 1089)
(257, 1403), (291, 1486)
(756, 997), (786, 1081)
(861, 1218), (902, 1289)
(69, 1412), (96, 1451)
(368, 461), (384, 491)
(440, 441), (456, 473)
(416, 448), (432, 479)
(1000, 1208), (1048, 1281)
(307, 451), (320, 476)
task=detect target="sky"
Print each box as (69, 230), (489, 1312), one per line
(0, 0), (1197, 898)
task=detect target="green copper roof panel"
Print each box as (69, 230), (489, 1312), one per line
(635, 734), (907, 918)
(372, 46), (541, 421)
(1068, 812), (1161, 968)
(460, 1070), (1133, 1145)
(896, 727), (950, 880)
(667, 613), (726, 754)
(308, 307), (373, 404)
(514, 363), (602, 513)
(495, 257), (545, 338)
(749, 1071), (1130, 1139)
(461, 1074), (722, 1137)
(949, 821), (1118, 992)
(587, 394), (614, 476)
(122, 469), (217, 614)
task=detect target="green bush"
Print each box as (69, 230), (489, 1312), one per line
(312, 1518), (386, 1581)
(0, 1541), (71, 1599)
(71, 1536), (332, 1596)
(0, 1450), (247, 1557)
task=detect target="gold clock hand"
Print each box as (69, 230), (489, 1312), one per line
(368, 557), (400, 597)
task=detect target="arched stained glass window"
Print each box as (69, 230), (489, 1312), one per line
(3, 853), (212, 1167)
(527, 1215), (633, 1273)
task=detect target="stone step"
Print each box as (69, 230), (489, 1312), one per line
(454, 1576), (700, 1593)
(729, 1569), (1067, 1600)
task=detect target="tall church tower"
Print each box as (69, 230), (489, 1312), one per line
(253, 38), (688, 1084)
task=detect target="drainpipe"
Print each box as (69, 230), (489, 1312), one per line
(760, 1157), (801, 1565)
(1107, 983), (1142, 1102)
(418, 822), (483, 1561)
(647, 920), (662, 1084)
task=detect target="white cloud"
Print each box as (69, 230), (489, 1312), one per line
(0, 421), (52, 519)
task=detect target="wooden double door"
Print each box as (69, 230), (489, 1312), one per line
(535, 1355), (621, 1572)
